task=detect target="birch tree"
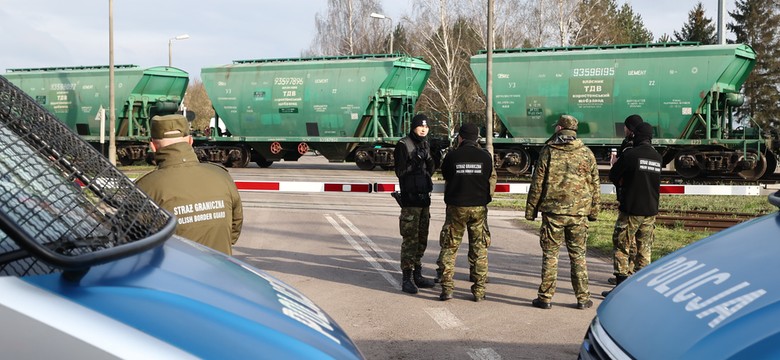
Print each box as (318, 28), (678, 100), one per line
(308, 0), (386, 56)
(408, 0), (478, 136)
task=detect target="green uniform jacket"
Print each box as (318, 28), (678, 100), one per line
(525, 131), (600, 220)
(136, 142), (243, 255)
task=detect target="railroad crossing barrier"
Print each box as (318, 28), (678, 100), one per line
(233, 181), (761, 196)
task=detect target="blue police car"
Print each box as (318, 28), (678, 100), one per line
(580, 190), (780, 359)
(0, 76), (364, 359)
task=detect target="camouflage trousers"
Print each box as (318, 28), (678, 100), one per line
(538, 213), (590, 303)
(611, 211), (655, 276)
(399, 206), (431, 271)
(437, 205), (490, 297)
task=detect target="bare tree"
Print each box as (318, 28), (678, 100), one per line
(183, 79), (214, 134)
(460, 0), (530, 49)
(408, 0), (480, 136)
(308, 0), (386, 56)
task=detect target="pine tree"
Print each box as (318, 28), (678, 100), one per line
(571, 1), (651, 45)
(728, 0), (780, 130)
(614, 3), (653, 44)
(674, 2), (717, 44)
(572, 0), (620, 45)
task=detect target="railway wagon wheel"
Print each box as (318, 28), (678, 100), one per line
(354, 149), (375, 170)
(229, 147), (251, 168)
(737, 150), (767, 181)
(673, 151), (703, 179)
(503, 149), (532, 175)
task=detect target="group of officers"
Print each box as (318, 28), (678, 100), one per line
(137, 111), (661, 310)
(394, 113), (661, 309)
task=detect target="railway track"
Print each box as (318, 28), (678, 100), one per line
(654, 210), (760, 231)
(601, 202), (767, 231)
(498, 167), (780, 185)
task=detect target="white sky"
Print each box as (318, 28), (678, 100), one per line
(0, 0), (735, 79)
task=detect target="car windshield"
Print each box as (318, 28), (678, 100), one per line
(0, 76), (175, 277)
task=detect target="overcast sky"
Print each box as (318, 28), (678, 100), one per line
(0, 1), (735, 79)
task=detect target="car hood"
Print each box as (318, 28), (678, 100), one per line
(21, 236), (363, 359)
(598, 211), (780, 359)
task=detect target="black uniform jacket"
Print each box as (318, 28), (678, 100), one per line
(441, 139), (495, 207)
(394, 135), (434, 207)
(609, 141), (662, 216)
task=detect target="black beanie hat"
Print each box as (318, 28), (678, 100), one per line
(458, 123), (479, 141)
(633, 122), (653, 144)
(411, 114), (429, 129)
(624, 114), (643, 133)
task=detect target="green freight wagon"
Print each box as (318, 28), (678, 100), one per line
(471, 43), (774, 180)
(200, 54), (431, 169)
(3, 65), (189, 165)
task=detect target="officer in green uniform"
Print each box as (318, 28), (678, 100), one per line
(526, 115), (600, 310)
(394, 114), (436, 294)
(136, 114), (243, 255)
(436, 123), (496, 302)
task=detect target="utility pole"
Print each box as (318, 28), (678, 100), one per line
(485, 0), (494, 156)
(717, 0), (726, 44)
(108, 0), (116, 165)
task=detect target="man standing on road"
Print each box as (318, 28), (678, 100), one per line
(606, 114), (644, 286)
(526, 115), (600, 310)
(602, 122), (661, 296)
(137, 114), (243, 255)
(437, 123), (496, 302)
(394, 114), (437, 294)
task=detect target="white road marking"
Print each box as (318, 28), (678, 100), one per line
(423, 307), (467, 330)
(468, 348), (502, 360)
(325, 214), (401, 290)
(336, 213), (400, 272)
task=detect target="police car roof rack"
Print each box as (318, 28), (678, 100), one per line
(0, 76), (175, 281)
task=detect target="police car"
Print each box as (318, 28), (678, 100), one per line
(0, 76), (364, 359)
(580, 190), (780, 359)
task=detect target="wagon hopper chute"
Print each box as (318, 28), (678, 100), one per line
(200, 54), (431, 169)
(471, 43), (773, 180)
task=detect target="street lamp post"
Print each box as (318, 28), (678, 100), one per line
(168, 34), (190, 67)
(370, 12), (393, 54)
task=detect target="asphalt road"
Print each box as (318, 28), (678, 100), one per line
(229, 157), (614, 360)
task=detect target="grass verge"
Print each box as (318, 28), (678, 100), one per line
(490, 193), (776, 262)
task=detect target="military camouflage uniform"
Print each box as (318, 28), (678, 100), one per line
(525, 116), (600, 304)
(612, 213), (655, 275)
(399, 206), (431, 270)
(439, 206), (491, 297)
(437, 132), (496, 300)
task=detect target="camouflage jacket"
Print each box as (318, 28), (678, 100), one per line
(525, 130), (600, 220)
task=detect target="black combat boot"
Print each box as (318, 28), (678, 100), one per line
(402, 269), (418, 294)
(413, 267), (435, 288)
(601, 275), (629, 297)
(434, 268), (442, 283)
